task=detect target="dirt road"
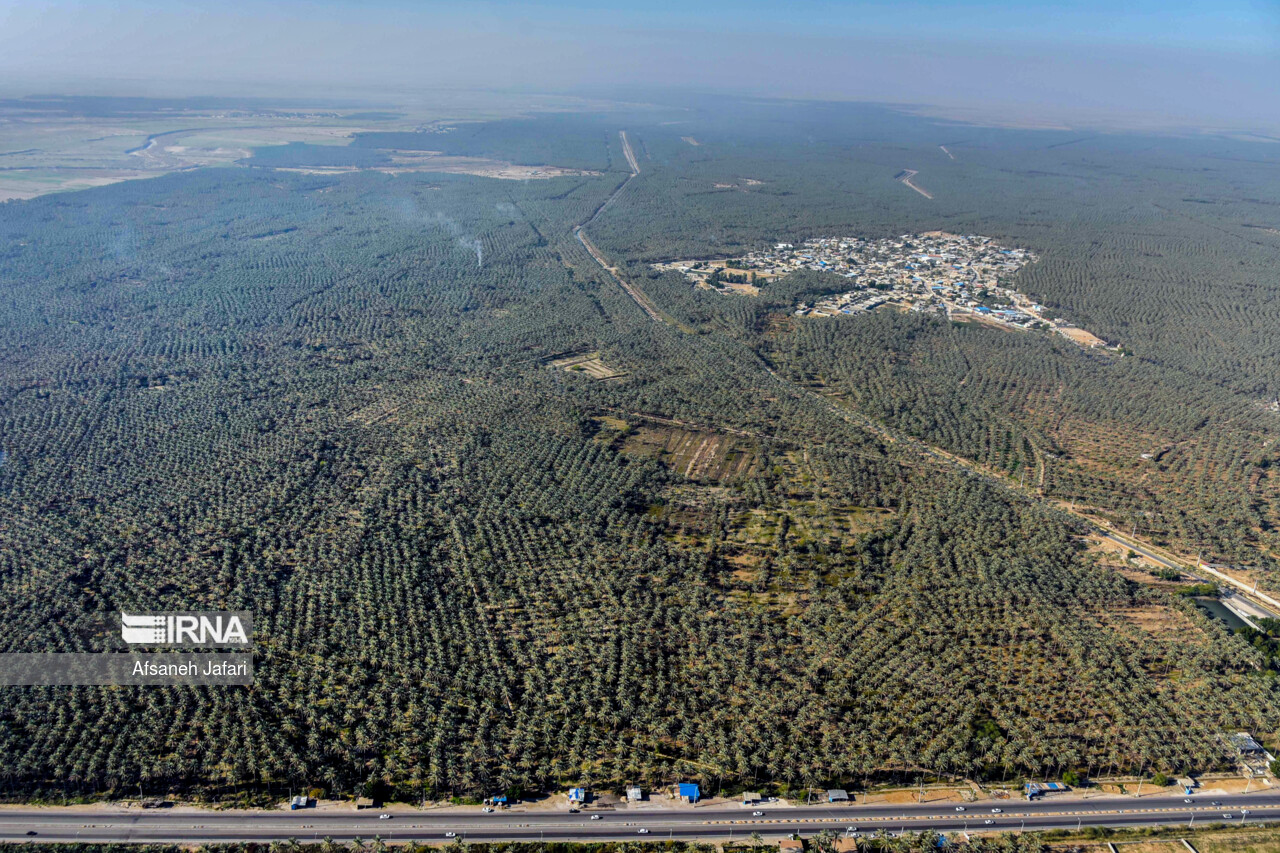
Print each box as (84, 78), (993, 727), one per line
(896, 168), (933, 198)
(619, 130), (640, 175)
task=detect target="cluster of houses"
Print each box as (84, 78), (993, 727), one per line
(654, 232), (1108, 347)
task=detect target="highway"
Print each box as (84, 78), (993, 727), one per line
(4, 792), (1280, 844)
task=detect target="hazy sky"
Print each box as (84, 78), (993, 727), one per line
(1, 0), (1277, 129)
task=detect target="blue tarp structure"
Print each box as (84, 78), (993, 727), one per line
(1025, 782), (1069, 799)
(677, 783), (700, 802)
(491, 795), (508, 804)
(569, 788), (586, 802)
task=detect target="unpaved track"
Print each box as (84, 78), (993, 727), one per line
(573, 130), (678, 326)
(574, 227), (668, 325)
(897, 168), (933, 198)
(620, 129), (640, 174)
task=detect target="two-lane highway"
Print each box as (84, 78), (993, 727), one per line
(4, 791), (1279, 844)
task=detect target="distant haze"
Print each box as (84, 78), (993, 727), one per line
(1, 0), (1277, 132)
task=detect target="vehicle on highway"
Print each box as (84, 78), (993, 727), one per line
(1223, 814), (1233, 819)
(1212, 801), (1222, 806)
(569, 808), (579, 813)
(991, 808), (1002, 813)
(1184, 799), (1192, 804)
(638, 828), (649, 834)
(25, 832), (36, 837)
(591, 815), (602, 820)
(955, 806), (965, 812)
(752, 810), (764, 816)
(445, 833), (457, 839)
(483, 807), (494, 813)
(984, 820), (994, 825)
(379, 814), (391, 820)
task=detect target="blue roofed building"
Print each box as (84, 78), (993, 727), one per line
(676, 783), (700, 802)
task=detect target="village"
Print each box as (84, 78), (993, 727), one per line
(653, 232), (1111, 348)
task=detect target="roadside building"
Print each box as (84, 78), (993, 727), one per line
(627, 787), (643, 802)
(1177, 777), (1197, 795)
(827, 789), (849, 803)
(742, 792), (762, 805)
(676, 782), (701, 803)
(1230, 732), (1266, 755)
(290, 795), (310, 810)
(1224, 732), (1275, 777)
(568, 787), (587, 804)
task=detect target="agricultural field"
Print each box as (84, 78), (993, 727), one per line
(1, 94), (1279, 805)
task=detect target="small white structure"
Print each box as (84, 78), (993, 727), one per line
(627, 786), (643, 801)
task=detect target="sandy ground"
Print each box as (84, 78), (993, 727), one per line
(269, 157), (598, 181)
(861, 788), (971, 806)
(0, 170), (162, 200)
(1059, 326), (1108, 347)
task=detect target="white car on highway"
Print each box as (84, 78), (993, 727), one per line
(445, 832), (457, 838)
(990, 808), (1002, 813)
(638, 828), (649, 834)
(954, 806), (965, 812)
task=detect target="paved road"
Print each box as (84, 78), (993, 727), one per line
(1098, 531), (1280, 620)
(4, 792), (1279, 844)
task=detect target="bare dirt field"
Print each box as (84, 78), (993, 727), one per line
(1059, 326), (1109, 347)
(271, 154), (599, 181)
(0, 169), (161, 201)
(864, 788), (969, 805)
(549, 352), (625, 380)
(615, 424), (758, 482)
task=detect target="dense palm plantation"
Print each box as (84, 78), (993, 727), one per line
(1, 101), (1278, 802)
